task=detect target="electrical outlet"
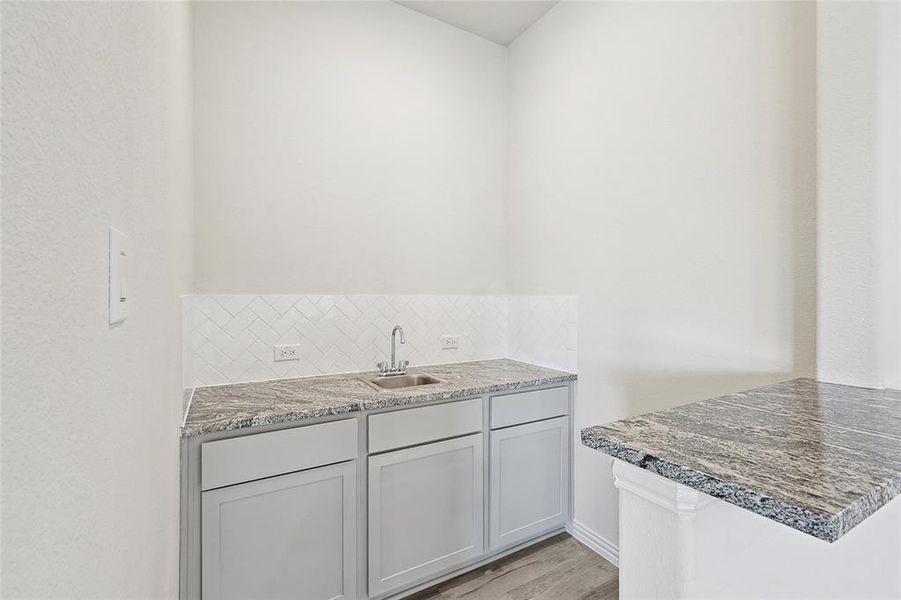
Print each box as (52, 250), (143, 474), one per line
(274, 344), (301, 361)
(442, 335), (460, 350)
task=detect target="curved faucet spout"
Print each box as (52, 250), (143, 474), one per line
(390, 325), (406, 373)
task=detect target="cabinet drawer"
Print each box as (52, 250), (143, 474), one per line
(490, 386), (569, 429)
(201, 419), (357, 490)
(368, 398), (483, 454)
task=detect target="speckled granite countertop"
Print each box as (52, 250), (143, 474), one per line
(581, 378), (901, 542)
(182, 359), (576, 438)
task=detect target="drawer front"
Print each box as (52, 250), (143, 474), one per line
(490, 386), (569, 429)
(201, 419), (357, 490)
(368, 398), (483, 454)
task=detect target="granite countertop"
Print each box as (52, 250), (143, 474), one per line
(581, 378), (901, 542)
(182, 359), (576, 438)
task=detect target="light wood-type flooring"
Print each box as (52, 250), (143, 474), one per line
(407, 534), (618, 600)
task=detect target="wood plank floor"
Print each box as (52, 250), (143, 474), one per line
(407, 534), (619, 600)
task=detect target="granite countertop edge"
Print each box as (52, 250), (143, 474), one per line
(580, 426), (901, 543)
(357, 374), (576, 411)
(180, 402), (361, 438)
(182, 361), (577, 439)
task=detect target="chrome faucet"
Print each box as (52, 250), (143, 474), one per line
(378, 325), (408, 376)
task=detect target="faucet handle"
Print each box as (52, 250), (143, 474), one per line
(397, 360), (409, 373)
(377, 361), (389, 375)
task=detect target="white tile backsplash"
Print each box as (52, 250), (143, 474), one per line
(184, 294), (576, 387)
(507, 295), (578, 372)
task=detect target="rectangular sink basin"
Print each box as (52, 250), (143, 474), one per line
(362, 374), (445, 391)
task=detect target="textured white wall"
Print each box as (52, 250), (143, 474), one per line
(1, 2), (193, 597)
(817, 1), (901, 389)
(506, 1), (817, 548)
(193, 1), (508, 294)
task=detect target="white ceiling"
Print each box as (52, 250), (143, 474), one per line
(394, 1), (558, 46)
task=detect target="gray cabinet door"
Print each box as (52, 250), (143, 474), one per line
(489, 417), (568, 550)
(202, 461), (357, 600)
(368, 434), (484, 597)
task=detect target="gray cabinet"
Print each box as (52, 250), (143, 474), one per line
(182, 382), (574, 600)
(489, 416), (569, 550)
(368, 433), (484, 597)
(201, 460), (357, 600)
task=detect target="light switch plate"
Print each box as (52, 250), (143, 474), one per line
(109, 227), (128, 324)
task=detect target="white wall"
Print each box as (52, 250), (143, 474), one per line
(1, 2), (193, 597)
(1, 0), (859, 589)
(193, 1), (508, 294)
(817, 1), (901, 389)
(506, 1), (817, 547)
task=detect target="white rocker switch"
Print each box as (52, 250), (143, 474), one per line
(109, 227), (128, 324)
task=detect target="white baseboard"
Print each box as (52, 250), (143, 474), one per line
(567, 520), (619, 567)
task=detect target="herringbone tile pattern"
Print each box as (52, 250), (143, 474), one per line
(508, 295), (578, 372)
(183, 294), (576, 387)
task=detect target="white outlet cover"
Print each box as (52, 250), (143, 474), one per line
(274, 344), (300, 361)
(442, 335), (460, 350)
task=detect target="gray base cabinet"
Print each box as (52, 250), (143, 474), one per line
(201, 460), (357, 600)
(182, 381), (574, 600)
(489, 416), (569, 550)
(368, 433), (484, 597)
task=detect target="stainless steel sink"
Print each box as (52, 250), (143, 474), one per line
(362, 373), (445, 391)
